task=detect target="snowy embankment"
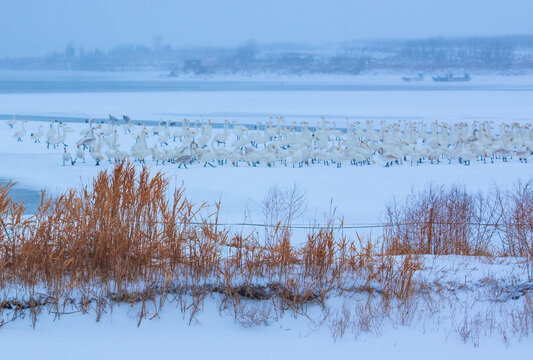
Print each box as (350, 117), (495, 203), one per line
(1, 258), (531, 360)
(2, 286), (529, 360)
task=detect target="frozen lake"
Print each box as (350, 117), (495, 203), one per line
(0, 71), (532, 124)
(0, 71), (531, 224)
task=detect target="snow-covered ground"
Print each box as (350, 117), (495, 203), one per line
(2, 303), (531, 360)
(0, 71), (532, 358)
(1, 255), (532, 360)
(3, 301), (529, 360)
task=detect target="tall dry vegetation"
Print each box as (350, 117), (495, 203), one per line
(383, 181), (533, 260)
(0, 162), (420, 327)
(0, 163), (531, 345)
(498, 181), (533, 259)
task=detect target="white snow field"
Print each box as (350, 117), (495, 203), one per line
(0, 72), (532, 359)
(1, 255), (532, 360)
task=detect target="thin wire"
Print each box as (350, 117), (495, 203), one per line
(151, 220), (528, 230)
(11, 215), (531, 230)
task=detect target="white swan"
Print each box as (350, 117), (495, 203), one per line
(13, 120), (27, 141)
(78, 125), (96, 150)
(175, 141), (198, 168)
(75, 144), (86, 163)
(7, 114), (18, 129)
(62, 147), (73, 166)
(30, 125), (44, 143)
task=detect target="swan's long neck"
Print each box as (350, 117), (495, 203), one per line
(140, 133), (148, 148)
(112, 131), (118, 148)
(96, 135), (103, 151)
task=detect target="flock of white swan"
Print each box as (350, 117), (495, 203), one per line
(5, 115), (533, 168)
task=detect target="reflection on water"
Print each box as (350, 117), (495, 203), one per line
(0, 179), (41, 215)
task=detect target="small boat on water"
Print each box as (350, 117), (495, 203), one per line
(402, 74), (424, 82)
(432, 73), (471, 82)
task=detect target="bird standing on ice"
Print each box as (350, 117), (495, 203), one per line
(176, 141), (198, 168)
(7, 115), (18, 128)
(79, 126), (96, 150)
(76, 144), (86, 163)
(31, 125), (44, 143)
(62, 147), (73, 166)
(13, 120), (27, 141)
(46, 120), (57, 149)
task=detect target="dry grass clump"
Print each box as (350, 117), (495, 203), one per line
(498, 181), (533, 259)
(383, 182), (533, 258)
(383, 184), (497, 255)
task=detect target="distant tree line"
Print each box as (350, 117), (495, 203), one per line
(0, 35), (532, 74)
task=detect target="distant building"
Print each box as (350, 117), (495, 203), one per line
(183, 59), (207, 74)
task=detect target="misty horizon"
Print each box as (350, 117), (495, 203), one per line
(1, 34), (531, 74)
(3, 34), (533, 59)
(2, 0), (533, 58)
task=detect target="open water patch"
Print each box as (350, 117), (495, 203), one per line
(0, 178), (41, 214)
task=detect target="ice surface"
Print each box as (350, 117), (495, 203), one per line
(0, 72), (532, 124)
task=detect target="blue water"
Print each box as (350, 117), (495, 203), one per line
(0, 179), (41, 215)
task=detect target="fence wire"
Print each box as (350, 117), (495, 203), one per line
(4, 216), (530, 231)
(131, 220), (529, 230)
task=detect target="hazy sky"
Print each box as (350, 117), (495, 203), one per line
(1, 0), (533, 57)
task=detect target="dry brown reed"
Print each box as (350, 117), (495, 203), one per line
(0, 162), (421, 328)
(0, 164), (531, 346)
(383, 181), (533, 259)
(498, 181), (533, 259)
